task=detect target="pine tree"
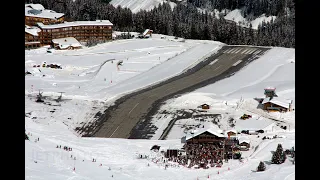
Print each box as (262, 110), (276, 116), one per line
(272, 143), (286, 164)
(25, 132), (29, 140)
(257, 161), (266, 171)
(271, 150), (282, 164)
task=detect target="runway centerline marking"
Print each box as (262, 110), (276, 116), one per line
(109, 126), (119, 138)
(129, 103), (139, 115)
(209, 59), (219, 65)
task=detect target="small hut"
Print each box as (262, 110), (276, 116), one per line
(238, 138), (250, 150)
(200, 104), (210, 110)
(150, 145), (161, 151)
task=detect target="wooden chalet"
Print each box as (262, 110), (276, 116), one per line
(238, 137), (250, 150)
(25, 4), (65, 26)
(185, 129), (225, 144)
(261, 97), (293, 112)
(52, 37), (82, 50)
(37, 20), (113, 46)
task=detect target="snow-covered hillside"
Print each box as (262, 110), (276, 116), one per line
(109, 0), (277, 29)
(110, 0), (176, 13)
(224, 9), (276, 29)
(26, 34), (295, 180)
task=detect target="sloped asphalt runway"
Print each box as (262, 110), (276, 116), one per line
(76, 45), (270, 139)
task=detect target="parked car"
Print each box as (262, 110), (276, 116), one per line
(256, 130), (264, 133)
(240, 114), (252, 120)
(47, 48), (55, 53)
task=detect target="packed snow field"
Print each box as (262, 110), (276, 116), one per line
(26, 34), (295, 180)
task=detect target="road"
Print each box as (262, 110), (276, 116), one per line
(77, 45), (270, 139)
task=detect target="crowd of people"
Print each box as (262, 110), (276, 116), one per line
(179, 143), (225, 168)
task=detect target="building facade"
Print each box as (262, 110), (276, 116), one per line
(25, 26), (41, 49)
(37, 21), (113, 46)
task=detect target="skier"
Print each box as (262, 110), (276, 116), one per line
(38, 137), (39, 141)
(71, 155), (73, 158)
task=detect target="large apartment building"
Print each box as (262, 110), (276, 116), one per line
(37, 20), (113, 46)
(25, 4), (113, 49)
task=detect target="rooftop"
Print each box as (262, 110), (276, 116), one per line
(25, 26), (41, 36)
(235, 117), (275, 131)
(186, 128), (225, 141)
(37, 20), (113, 29)
(52, 37), (82, 49)
(262, 97), (292, 109)
(238, 136), (251, 144)
(25, 4), (65, 20)
(224, 129), (237, 136)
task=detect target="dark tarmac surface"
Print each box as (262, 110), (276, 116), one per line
(76, 45), (270, 139)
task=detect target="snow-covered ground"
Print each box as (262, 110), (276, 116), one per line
(26, 33), (295, 179)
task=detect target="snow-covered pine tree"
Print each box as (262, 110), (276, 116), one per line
(272, 143), (286, 164)
(276, 144), (283, 154)
(271, 150), (282, 164)
(257, 161), (266, 171)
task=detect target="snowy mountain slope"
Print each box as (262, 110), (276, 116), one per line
(224, 9), (277, 29)
(110, 0), (177, 13)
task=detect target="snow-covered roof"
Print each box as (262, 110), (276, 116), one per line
(186, 128), (225, 141)
(25, 41), (40, 45)
(225, 129), (237, 134)
(25, 26), (41, 36)
(25, 4), (64, 20)
(37, 20), (113, 29)
(238, 136), (250, 144)
(52, 37), (82, 49)
(25, 4), (45, 11)
(235, 117), (275, 131)
(264, 87), (276, 90)
(143, 29), (152, 36)
(262, 97), (292, 109)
